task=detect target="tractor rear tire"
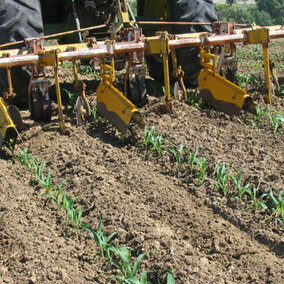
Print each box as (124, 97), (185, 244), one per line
(146, 0), (217, 87)
(0, 0), (44, 104)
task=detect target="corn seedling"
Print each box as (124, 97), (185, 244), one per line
(18, 147), (36, 173)
(61, 61), (72, 69)
(63, 88), (78, 107)
(267, 111), (284, 133)
(78, 64), (95, 75)
(216, 163), (231, 197)
(254, 104), (267, 128)
(167, 270), (175, 284)
(83, 217), (117, 259)
(232, 173), (251, 200)
(53, 179), (66, 206)
(109, 246), (146, 280)
(184, 89), (199, 106)
(268, 190), (284, 226)
(186, 150), (199, 174)
(150, 133), (166, 157)
(277, 84), (284, 97)
(38, 170), (55, 200)
(167, 143), (185, 172)
(90, 102), (102, 121)
(61, 193), (82, 227)
(196, 157), (207, 183)
(245, 185), (268, 212)
(142, 126), (155, 154)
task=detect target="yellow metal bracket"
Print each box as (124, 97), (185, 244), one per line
(0, 97), (17, 147)
(147, 31), (172, 112)
(1, 53), (15, 100)
(198, 45), (254, 116)
(38, 50), (66, 133)
(96, 61), (144, 134)
(111, 0), (134, 39)
(245, 28), (272, 104)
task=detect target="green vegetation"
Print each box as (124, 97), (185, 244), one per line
(142, 126), (167, 157)
(216, 0), (284, 25)
(18, 147), (176, 283)
(232, 173), (251, 200)
(267, 111), (284, 133)
(139, 125), (283, 226)
(245, 185), (268, 212)
(215, 4), (273, 26)
(216, 163), (231, 197)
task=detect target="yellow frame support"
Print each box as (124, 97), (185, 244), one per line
(246, 28), (272, 104)
(38, 49), (66, 133)
(147, 31), (172, 113)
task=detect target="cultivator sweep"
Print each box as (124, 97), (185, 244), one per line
(0, 19), (283, 146)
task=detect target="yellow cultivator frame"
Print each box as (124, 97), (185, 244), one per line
(0, 21), (283, 146)
(0, 98), (17, 148)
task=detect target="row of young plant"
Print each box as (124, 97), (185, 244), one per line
(246, 104), (284, 133)
(140, 126), (284, 227)
(18, 147), (175, 284)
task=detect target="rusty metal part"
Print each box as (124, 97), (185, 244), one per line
(0, 28), (283, 69)
(30, 78), (52, 122)
(171, 49), (187, 100)
(136, 21), (249, 27)
(0, 24), (107, 50)
(75, 96), (90, 126)
(8, 105), (24, 131)
(97, 61), (144, 134)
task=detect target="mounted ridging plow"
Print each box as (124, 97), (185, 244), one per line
(0, 22), (283, 147)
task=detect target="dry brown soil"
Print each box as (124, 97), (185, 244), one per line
(0, 41), (284, 284)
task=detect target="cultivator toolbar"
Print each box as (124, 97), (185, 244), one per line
(0, 22), (283, 147)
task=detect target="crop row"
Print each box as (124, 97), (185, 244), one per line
(18, 147), (175, 284)
(140, 126), (284, 227)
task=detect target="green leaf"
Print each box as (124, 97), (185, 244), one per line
(140, 270), (148, 284)
(131, 253), (146, 277)
(167, 270), (175, 284)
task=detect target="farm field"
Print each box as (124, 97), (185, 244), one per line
(0, 39), (284, 283)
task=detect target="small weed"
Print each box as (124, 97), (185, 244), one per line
(216, 163), (231, 197)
